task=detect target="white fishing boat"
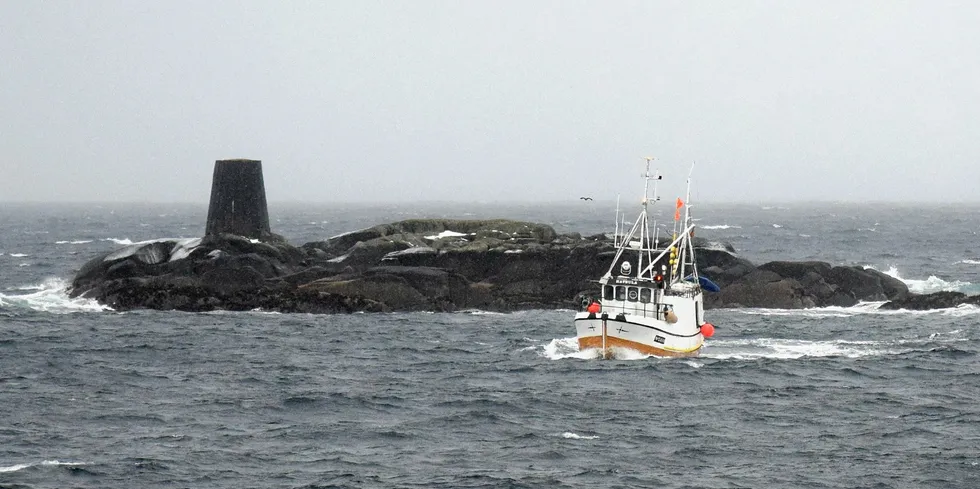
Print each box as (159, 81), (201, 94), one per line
(574, 158), (717, 358)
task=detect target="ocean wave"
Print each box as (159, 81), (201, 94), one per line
(733, 301), (980, 317)
(538, 337), (600, 360)
(458, 309), (506, 315)
(733, 301), (886, 317)
(0, 460), (87, 473)
(104, 238), (140, 245)
(701, 224), (741, 230)
(868, 266), (975, 295)
(560, 432), (599, 440)
(704, 337), (911, 360)
(0, 278), (112, 313)
(957, 259), (980, 265)
(55, 240), (94, 244)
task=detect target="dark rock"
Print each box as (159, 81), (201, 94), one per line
(880, 291), (977, 310)
(73, 215), (962, 313)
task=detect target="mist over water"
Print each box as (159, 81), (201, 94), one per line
(2, 202), (979, 488)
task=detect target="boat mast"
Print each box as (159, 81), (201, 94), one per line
(683, 161), (698, 280)
(641, 157), (661, 279)
(614, 195), (621, 248)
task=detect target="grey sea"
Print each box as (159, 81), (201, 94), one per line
(1, 201), (979, 488)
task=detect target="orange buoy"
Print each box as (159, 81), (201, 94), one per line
(700, 323), (715, 338)
(587, 301), (601, 314)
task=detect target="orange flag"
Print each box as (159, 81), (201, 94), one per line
(674, 197), (684, 220)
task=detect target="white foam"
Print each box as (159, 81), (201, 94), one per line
(0, 460), (86, 473)
(772, 224), (782, 228)
(9, 253), (28, 257)
(739, 301), (980, 316)
(700, 224), (741, 230)
(55, 240), (93, 244)
(539, 337), (599, 360)
(957, 259), (980, 265)
(0, 278), (112, 313)
(734, 301), (886, 317)
(941, 304), (980, 317)
(870, 266), (973, 295)
(906, 275), (971, 294)
(561, 432), (599, 440)
(460, 309), (505, 315)
(704, 337), (910, 360)
(424, 230), (469, 240)
(104, 238), (141, 245)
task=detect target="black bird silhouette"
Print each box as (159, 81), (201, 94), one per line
(579, 196), (593, 201)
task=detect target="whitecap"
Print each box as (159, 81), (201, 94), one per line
(957, 259), (980, 265)
(868, 266), (973, 295)
(941, 304), (980, 317)
(703, 337), (909, 360)
(903, 275), (971, 294)
(9, 253), (28, 257)
(0, 460), (86, 473)
(734, 302), (885, 318)
(772, 224), (782, 228)
(539, 337), (597, 360)
(561, 432), (599, 440)
(461, 309), (505, 315)
(700, 224), (741, 230)
(104, 238), (139, 245)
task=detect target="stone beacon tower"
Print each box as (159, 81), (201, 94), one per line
(204, 159), (272, 240)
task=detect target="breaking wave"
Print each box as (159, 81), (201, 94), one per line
(0, 278), (112, 313)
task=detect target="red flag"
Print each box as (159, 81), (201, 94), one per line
(674, 197), (684, 220)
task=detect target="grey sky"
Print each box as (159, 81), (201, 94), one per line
(2, 1), (978, 203)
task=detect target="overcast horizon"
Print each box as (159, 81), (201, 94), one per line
(3, 2), (979, 204)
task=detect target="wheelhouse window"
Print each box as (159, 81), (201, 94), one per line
(615, 286), (626, 301)
(604, 285), (614, 301)
(640, 288), (652, 303)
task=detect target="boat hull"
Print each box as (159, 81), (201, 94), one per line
(574, 314), (703, 358)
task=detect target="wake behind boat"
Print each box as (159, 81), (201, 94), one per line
(574, 158), (716, 359)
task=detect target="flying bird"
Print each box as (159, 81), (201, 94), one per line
(579, 197), (593, 201)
